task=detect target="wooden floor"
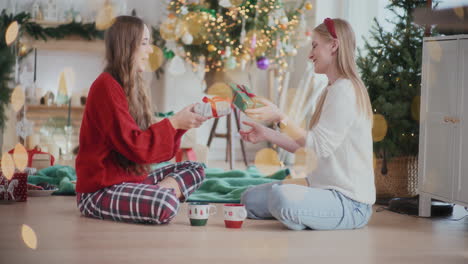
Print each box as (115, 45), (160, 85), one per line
(1, 195), (467, 264)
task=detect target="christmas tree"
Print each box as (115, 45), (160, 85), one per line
(357, 0), (427, 162)
(155, 0), (313, 75)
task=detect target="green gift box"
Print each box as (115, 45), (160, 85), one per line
(229, 83), (263, 112)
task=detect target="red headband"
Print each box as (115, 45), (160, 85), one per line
(324, 18), (337, 39)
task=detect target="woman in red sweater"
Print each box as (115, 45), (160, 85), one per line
(75, 16), (208, 224)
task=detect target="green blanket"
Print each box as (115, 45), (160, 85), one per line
(27, 164), (289, 201)
(28, 165), (77, 195)
(187, 166), (289, 203)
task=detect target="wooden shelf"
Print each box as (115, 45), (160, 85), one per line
(26, 104), (84, 111)
(23, 35), (104, 53)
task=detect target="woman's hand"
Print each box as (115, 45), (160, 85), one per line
(245, 97), (286, 123)
(169, 104), (209, 130)
(239, 121), (268, 144)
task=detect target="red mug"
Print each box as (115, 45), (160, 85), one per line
(223, 204), (247, 228)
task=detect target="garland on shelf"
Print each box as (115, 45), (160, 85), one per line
(0, 9), (105, 129)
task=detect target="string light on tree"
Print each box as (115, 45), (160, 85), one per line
(155, 0), (310, 72)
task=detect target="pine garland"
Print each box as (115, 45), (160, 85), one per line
(357, 0), (427, 160)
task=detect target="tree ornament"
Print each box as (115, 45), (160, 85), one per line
(305, 2), (313, 10)
(163, 48), (175, 59)
(207, 44), (217, 52)
(182, 32), (193, 44)
(256, 56), (269, 70)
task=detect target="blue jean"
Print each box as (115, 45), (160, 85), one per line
(240, 182), (372, 230)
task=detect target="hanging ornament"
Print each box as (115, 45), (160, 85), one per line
(168, 55), (186, 76)
(11, 85), (25, 112)
(256, 56), (269, 70)
(224, 56), (237, 70)
(182, 32), (193, 45)
(5, 21), (19, 46)
(145, 45), (164, 72)
(305, 2), (313, 10)
(219, 0), (232, 8)
(207, 44), (217, 52)
(16, 117), (34, 141)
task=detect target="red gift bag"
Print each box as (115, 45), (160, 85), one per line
(0, 172), (28, 202)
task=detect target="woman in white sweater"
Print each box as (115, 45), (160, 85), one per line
(240, 18), (375, 230)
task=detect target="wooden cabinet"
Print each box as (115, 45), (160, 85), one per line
(418, 35), (468, 216)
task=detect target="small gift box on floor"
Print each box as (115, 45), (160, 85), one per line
(229, 83), (263, 112)
(9, 147), (56, 171)
(0, 171), (29, 202)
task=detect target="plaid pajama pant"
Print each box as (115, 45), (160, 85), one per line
(76, 161), (205, 224)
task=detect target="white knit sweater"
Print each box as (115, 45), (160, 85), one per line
(305, 78), (376, 204)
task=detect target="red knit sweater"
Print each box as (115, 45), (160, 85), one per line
(75, 72), (185, 193)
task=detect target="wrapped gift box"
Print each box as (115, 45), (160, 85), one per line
(0, 171), (28, 202)
(229, 83), (263, 112)
(8, 147), (55, 171)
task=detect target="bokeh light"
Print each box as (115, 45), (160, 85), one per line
(5, 21), (19, 46)
(372, 114), (388, 142)
(10, 85), (25, 112)
(13, 143), (28, 172)
(1, 152), (15, 180)
(254, 148), (281, 175)
(21, 224), (37, 250)
(144, 45), (164, 72)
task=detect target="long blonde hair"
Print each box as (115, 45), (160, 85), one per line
(104, 16), (155, 175)
(313, 18), (373, 122)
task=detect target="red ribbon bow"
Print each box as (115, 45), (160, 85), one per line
(202, 96), (231, 117)
(237, 85), (255, 98)
(324, 18), (337, 39)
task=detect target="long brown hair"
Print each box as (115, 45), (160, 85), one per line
(104, 16), (155, 175)
(312, 19), (373, 124)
